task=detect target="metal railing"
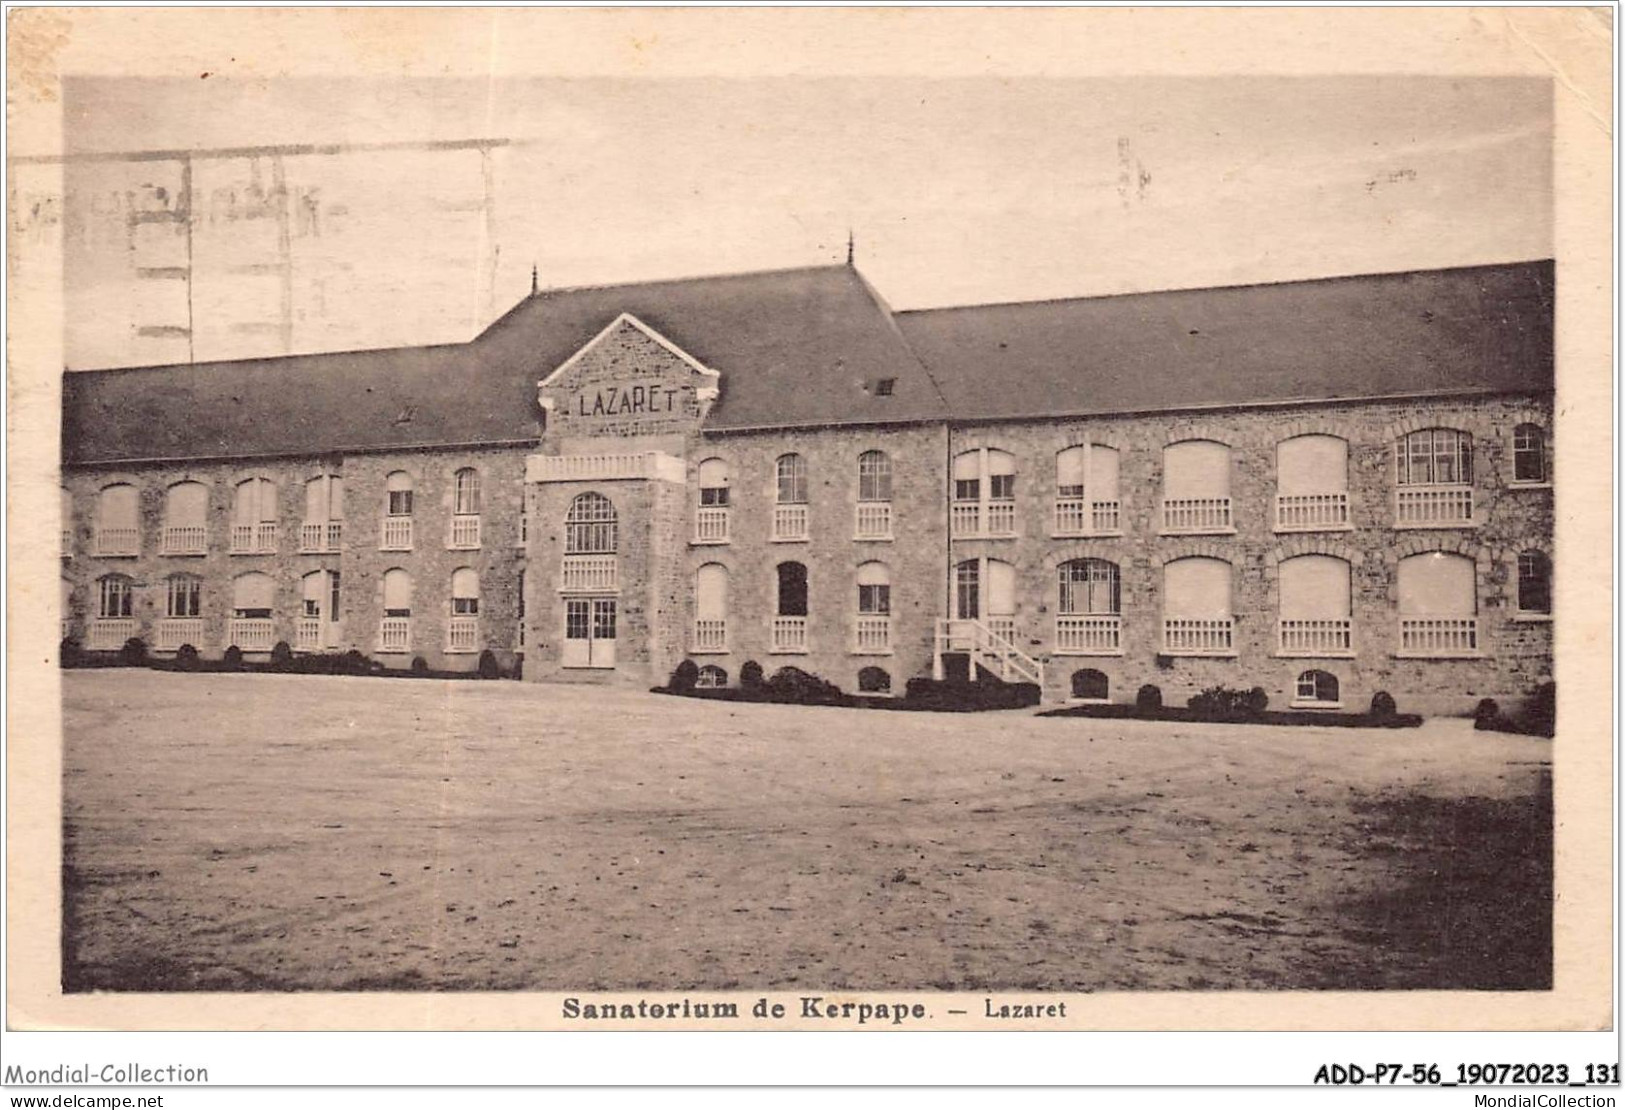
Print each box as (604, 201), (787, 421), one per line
(1278, 618), (1353, 655)
(1399, 617), (1478, 655)
(228, 618), (276, 652)
(1276, 492), (1349, 531)
(92, 527), (140, 557)
(377, 617), (411, 653)
(380, 517), (413, 551)
(772, 504), (809, 542)
(692, 618), (727, 653)
(1161, 497), (1233, 533)
(446, 616), (479, 653)
(1395, 486), (1474, 527)
(155, 618), (204, 652)
(854, 503), (892, 540)
(694, 507), (729, 544)
(854, 615), (891, 653)
(771, 616), (808, 653)
(87, 618), (137, 651)
(1162, 618), (1235, 654)
(1055, 614), (1122, 654)
(561, 554), (618, 593)
(449, 515), (482, 549)
(230, 522), (278, 554)
(300, 521), (343, 553)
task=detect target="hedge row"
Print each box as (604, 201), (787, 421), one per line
(59, 638), (514, 681)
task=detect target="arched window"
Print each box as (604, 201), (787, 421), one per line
(97, 574), (133, 618)
(698, 458), (730, 506)
(776, 562), (809, 617)
(451, 567), (481, 616)
(565, 492), (618, 554)
(232, 477), (278, 553)
(1294, 669), (1341, 706)
(1070, 669), (1109, 701)
(1057, 558), (1120, 615)
(1397, 427), (1472, 486)
(1162, 440), (1232, 532)
(858, 451), (892, 502)
(692, 563), (730, 652)
(385, 471), (414, 516)
(161, 481), (209, 554)
(1278, 555), (1353, 654)
(1276, 435), (1349, 529)
(857, 666), (892, 695)
(232, 572), (274, 619)
(1054, 444), (1120, 534)
(1163, 556), (1233, 654)
(856, 562), (891, 615)
(165, 573), (202, 618)
(301, 570), (326, 618)
(382, 568), (414, 618)
(1397, 551), (1478, 654)
(302, 475), (343, 552)
(951, 449), (1017, 536)
(1517, 551), (1552, 614)
(696, 664), (728, 689)
(95, 483), (140, 555)
(775, 454), (808, 504)
(453, 468), (482, 515)
(1513, 424), (1547, 483)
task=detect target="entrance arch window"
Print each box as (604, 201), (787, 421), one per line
(1513, 424), (1548, 484)
(951, 448), (1018, 537)
(1163, 556), (1234, 654)
(1162, 440), (1233, 533)
(1395, 428), (1475, 526)
(89, 573), (136, 650)
(1070, 668), (1109, 702)
(302, 475), (344, 553)
(450, 468), (482, 549)
(1516, 551), (1551, 616)
(857, 666), (892, 695)
(695, 458), (730, 544)
(232, 478), (278, 553)
(1278, 554), (1353, 655)
(773, 562), (809, 653)
(693, 563), (729, 653)
(1294, 669), (1341, 708)
(1055, 558), (1121, 654)
(382, 471), (414, 551)
(378, 568), (413, 653)
(94, 483), (140, 556)
(562, 492), (619, 593)
(447, 568), (480, 653)
(855, 451), (893, 539)
(773, 454), (809, 541)
(1276, 435), (1350, 531)
(855, 561), (891, 653)
(1397, 551), (1478, 655)
(1054, 445), (1121, 535)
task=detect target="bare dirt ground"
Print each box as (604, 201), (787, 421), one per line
(61, 671), (1551, 992)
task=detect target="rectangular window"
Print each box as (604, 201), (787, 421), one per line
(329, 572), (341, 623)
(388, 490), (413, 516)
(700, 487), (729, 507)
(954, 478), (980, 501)
(167, 578), (201, 618)
(989, 474), (1015, 500)
(858, 584), (891, 615)
(453, 597), (479, 616)
(565, 599), (590, 640)
(99, 578), (133, 618)
(1514, 427), (1546, 483)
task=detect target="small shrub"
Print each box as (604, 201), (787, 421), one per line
(120, 637), (147, 667)
(410, 656), (429, 675)
(270, 641), (294, 668)
(59, 637), (82, 669)
(1188, 685), (1266, 722)
(477, 649), (502, 679)
(1370, 690), (1397, 719)
(1245, 686), (1269, 716)
(340, 649), (371, 676)
(513, 655), (523, 681)
(175, 643), (201, 671)
(764, 666), (844, 705)
(223, 645), (244, 671)
(739, 659), (765, 690)
(670, 659), (700, 693)
(1473, 697), (1502, 730)
(1135, 684), (1163, 713)
(1524, 681), (1556, 737)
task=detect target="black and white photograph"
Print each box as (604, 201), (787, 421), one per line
(5, 4), (1613, 1084)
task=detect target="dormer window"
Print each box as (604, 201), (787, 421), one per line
(874, 378), (896, 397)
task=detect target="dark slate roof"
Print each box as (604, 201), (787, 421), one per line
(62, 258), (1552, 466)
(894, 260), (1554, 423)
(62, 265), (947, 465)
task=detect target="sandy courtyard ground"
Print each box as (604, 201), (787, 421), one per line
(61, 670), (1551, 991)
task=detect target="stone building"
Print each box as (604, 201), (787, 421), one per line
(60, 257), (1553, 715)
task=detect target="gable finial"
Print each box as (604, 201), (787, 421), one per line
(531, 263), (539, 296)
(846, 229), (855, 267)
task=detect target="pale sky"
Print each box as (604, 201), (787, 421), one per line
(47, 75), (1552, 369)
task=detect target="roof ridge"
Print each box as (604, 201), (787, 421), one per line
(848, 265), (953, 415)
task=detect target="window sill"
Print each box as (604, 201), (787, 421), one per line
(1511, 612), (1553, 623)
(767, 648), (810, 655)
(1067, 697), (1113, 706)
(1392, 520), (1477, 531)
(1392, 651), (1484, 660)
(770, 536), (810, 544)
(1053, 648), (1125, 657)
(375, 647), (412, 655)
(1158, 650), (1239, 658)
(688, 647), (730, 655)
(379, 545), (414, 553)
(1051, 530), (1124, 540)
(1273, 523), (1354, 535)
(690, 537), (731, 546)
(1158, 528), (1237, 538)
(229, 549), (278, 557)
(447, 544), (483, 552)
(158, 550), (209, 558)
(849, 648), (894, 657)
(1289, 699), (1345, 711)
(852, 534), (894, 543)
(1507, 481), (1553, 491)
(951, 532), (1020, 541)
(443, 647), (480, 655)
(1273, 650), (1356, 659)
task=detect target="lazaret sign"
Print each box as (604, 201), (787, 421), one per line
(536, 312), (721, 438)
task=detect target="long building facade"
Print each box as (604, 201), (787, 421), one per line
(60, 259), (1555, 715)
